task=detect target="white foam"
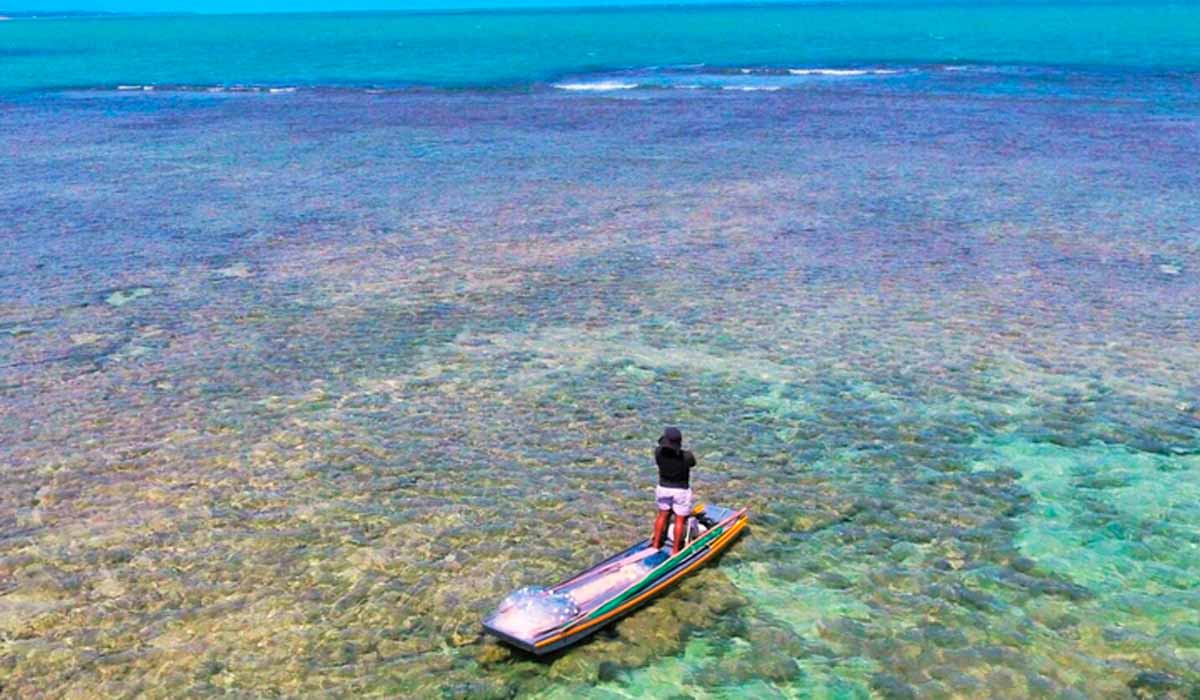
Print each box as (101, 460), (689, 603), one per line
(782, 68), (897, 76)
(268, 87), (297, 94)
(721, 85), (781, 92)
(787, 68), (864, 76)
(116, 85), (142, 91)
(553, 81), (639, 91)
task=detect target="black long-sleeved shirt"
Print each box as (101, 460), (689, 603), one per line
(655, 446), (696, 489)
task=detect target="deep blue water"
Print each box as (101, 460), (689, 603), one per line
(0, 1), (1199, 94)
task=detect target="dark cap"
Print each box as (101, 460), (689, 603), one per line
(658, 426), (683, 449)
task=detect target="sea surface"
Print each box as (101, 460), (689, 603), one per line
(1, 2), (1199, 698)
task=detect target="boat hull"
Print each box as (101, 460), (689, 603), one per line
(482, 503), (748, 655)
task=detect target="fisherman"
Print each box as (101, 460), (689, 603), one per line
(651, 426), (697, 555)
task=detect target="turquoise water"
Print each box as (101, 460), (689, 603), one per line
(1, 1), (1199, 93)
(2, 3), (1199, 698)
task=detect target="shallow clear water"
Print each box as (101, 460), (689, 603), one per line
(2, 8), (1200, 699)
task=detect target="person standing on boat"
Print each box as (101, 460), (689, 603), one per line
(651, 426), (696, 555)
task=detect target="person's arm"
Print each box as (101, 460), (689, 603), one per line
(684, 450), (697, 468)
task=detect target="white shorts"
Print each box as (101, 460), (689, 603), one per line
(655, 485), (694, 516)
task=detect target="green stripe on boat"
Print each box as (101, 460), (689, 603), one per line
(584, 524), (727, 621)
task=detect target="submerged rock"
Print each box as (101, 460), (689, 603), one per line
(215, 262), (254, 279)
(1127, 670), (1188, 698)
(473, 641), (512, 666)
(440, 678), (515, 700)
(871, 672), (917, 700)
(547, 653), (600, 683)
(104, 286), (153, 307)
(0, 594), (65, 635)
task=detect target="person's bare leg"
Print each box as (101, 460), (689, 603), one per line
(672, 514), (688, 555)
(651, 510), (671, 550)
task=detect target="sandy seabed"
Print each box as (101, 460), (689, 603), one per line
(1, 76), (1198, 698)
